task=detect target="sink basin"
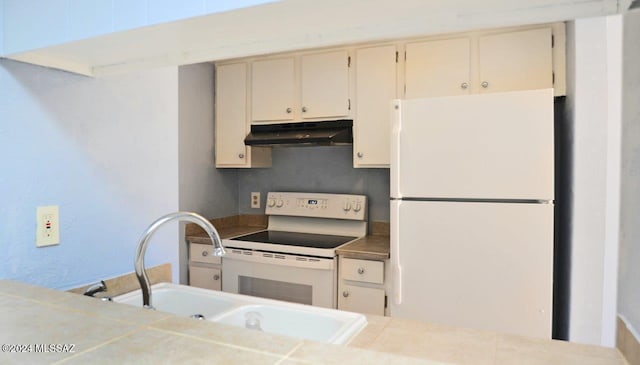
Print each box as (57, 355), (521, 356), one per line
(113, 283), (236, 318)
(210, 303), (367, 344)
(113, 283), (367, 345)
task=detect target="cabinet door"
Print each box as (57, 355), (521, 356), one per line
(354, 45), (396, 168)
(301, 50), (350, 119)
(338, 283), (385, 316)
(251, 57), (295, 122)
(405, 37), (471, 98)
(189, 265), (222, 291)
(215, 63), (248, 166)
(478, 28), (553, 93)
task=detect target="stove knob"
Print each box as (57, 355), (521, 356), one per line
(343, 201), (351, 212)
(267, 198), (276, 207)
(276, 199), (284, 208)
(353, 202), (362, 212)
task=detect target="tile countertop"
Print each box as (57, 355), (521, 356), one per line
(185, 214), (267, 243)
(187, 216), (391, 261)
(335, 235), (390, 261)
(0, 280), (628, 365)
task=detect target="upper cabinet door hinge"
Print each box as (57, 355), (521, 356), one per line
(348, 98), (351, 110)
(396, 51), (399, 63)
(552, 72), (555, 85)
(551, 35), (555, 48)
(348, 56), (351, 67)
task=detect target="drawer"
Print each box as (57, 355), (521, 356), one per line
(342, 258), (384, 284)
(189, 265), (221, 291)
(338, 283), (385, 316)
(190, 243), (222, 264)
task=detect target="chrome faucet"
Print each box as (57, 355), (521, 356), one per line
(134, 212), (226, 309)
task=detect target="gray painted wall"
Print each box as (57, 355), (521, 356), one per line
(178, 63), (238, 283)
(237, 146), (390, 224)
(619, 9), (640, 338)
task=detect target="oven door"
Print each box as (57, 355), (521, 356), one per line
(221, 248), (337, 309)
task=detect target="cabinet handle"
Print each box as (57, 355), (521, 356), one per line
(357, 267), (365, 275)
(357, 152), (363, 158)
(302, 106), (307, 113)
(238, 153), (245, 158)
(213, 274), (220, 281)
(286, 107), (292, 114)
(202, 251), (209, 257)
(481, 81), (489, 88)
(460, 82), (469, 90)
(342, 291), (350, 298)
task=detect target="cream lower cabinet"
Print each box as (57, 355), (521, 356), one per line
(338, 257), (389, 316)
(189, 243), (222, 291)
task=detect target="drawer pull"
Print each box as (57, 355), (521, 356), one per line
(213, 274), (220, 281)
(342, 291), (350, 298)
(357, 267), (365, 275)
(202, 251), (209, 257)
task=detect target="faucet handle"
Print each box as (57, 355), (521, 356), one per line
(83, 280), (107, 297)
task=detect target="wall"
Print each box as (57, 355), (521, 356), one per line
(178, 63), (238, 283)
(0, 0), (5, 55)
(237, 147), (390, 224)
(564, 15), (622, 346)
(618, 8), (640, 341)
(0, 60), (181, 289)
(1, 0), (277, 54)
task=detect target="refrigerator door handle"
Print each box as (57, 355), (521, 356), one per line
(391, 199), (402, 305)
(390, 99), (402, 199)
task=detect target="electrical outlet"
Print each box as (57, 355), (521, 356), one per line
(251, 192), (260, 209)
(36, 205), (60, 247)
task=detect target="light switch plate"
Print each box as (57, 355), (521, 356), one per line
(36, 205), (60, 247)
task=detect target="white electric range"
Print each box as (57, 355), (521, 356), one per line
(221, 192), (368, 309)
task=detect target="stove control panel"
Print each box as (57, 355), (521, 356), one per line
(265, 192), (367, 221)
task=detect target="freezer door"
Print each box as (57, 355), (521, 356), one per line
(390, 200), (553, 339)
(391, 89), (554, 200)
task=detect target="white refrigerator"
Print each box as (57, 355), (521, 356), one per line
(390, 88), (555, 339)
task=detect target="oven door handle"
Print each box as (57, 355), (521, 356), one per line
(222, 249), (335, 270)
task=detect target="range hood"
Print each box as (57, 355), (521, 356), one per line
(244, 120), (353, 147)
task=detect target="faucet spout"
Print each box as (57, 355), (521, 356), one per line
(134, 212), (225, 309)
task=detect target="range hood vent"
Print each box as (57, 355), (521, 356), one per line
(244, 120), (353, 147)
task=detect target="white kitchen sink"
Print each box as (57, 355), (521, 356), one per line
(114, 283), (236, 318)
(113, 283), (367, 345)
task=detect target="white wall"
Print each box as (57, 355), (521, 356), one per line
(0, 60), (181, 289)
(619, 8), (640, 341)
(177, 63), (238, 283)
(2, 0), (276, 54)
(565, 15), (622, 346)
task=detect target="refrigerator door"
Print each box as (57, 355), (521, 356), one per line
(390, 200), (553, 339)
(391, 89), (554, 200)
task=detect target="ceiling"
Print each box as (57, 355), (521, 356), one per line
(5, 0), (631, 77)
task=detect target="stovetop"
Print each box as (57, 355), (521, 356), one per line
(230, 230), (357, 249)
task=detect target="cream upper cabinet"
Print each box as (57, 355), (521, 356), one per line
(354, 45), (397, 168)
(251, 57), (296, 122)
(300, 50), (350, 119)
(405, 37), (471, 98)
(216, 62), (271, 168)
(216, 63), (248, 166)
(405, 27), (555, 98)
(478, 28), (553, 93)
